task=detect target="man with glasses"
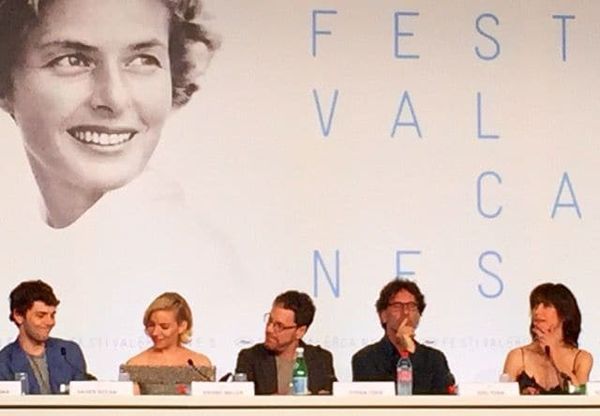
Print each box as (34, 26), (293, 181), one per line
(352, 279), (453, 394)
(235, 290), (336, 394)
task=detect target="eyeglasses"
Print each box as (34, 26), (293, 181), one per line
(263, 313), (297, 333)
(388, 301), (419, 312)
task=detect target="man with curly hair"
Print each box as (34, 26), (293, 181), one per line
(0, 280), (90, 394)
(352, 279), (453, 394)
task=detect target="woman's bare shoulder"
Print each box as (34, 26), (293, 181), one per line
(575, 349), (593, 366)
(125, 349), (153, 366)
(506, 344), (529, 360)
(186, 349), (212, 367)
(502, 344), (530, 377)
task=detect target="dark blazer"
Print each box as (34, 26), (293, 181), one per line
(235, 341), (336, 395)
(352, 336), (452, 394)
(0, 337), (88, 394)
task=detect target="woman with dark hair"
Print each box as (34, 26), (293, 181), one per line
(502, 283), (593, 394)
(0, 0), (216, 228)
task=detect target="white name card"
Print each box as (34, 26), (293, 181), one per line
(191, 382), (254, 396)
(585, 382), (600, 396)
(69, 381), (134, 396)
(0, 381), (21, 396)
(459, 382), (519, 397)
(333, 382), (395, 396)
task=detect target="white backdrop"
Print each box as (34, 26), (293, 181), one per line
(1, 0), (600, 384)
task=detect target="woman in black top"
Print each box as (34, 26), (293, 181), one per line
(502, 283), (592, 394)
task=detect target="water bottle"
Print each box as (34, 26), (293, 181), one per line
(118, 366), (131, 382)
(233, 372), (248, 382)
(396, 350), (413, 395)
(14, 372), (29, 395)
(291, 347), (309, 395)
(570, 383), (586, 395)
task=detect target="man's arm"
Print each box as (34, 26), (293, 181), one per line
(58, 340), (88, 381)
(430, 350), (452, 394)
(0, 354), (13, 380)
(352, 351), (373, 381)
(234, 348), (255, 381)
(310, 347), (336, 394)
(71, 342), (88, 381)
(324, 349), (337, 383)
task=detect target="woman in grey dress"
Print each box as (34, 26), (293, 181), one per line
(126, 292), (213, 394)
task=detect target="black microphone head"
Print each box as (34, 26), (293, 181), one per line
(60, 346), (93, 380)
(187, 358), (194, 367)
(544, 346), (551, 356)
(218, 372), (232, 382)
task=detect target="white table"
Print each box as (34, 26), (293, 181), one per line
(1, 395), (600, 415)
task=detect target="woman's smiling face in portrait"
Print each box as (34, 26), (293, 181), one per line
(6, 0), (173, 227)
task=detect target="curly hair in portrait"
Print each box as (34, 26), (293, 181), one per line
(528, 282), (582, 348)
(0, 0), (217, 109)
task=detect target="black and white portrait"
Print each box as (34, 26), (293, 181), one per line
(0, 0), (215, 228)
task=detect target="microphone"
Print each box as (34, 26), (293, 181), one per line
(219, 372), (232, 382)
(187, 359), (212, 381)
(60, 347), (96, 381)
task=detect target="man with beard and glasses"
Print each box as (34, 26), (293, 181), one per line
(0, 280), (90, 394)
(352, 279), (453, 394)
(235, 290), (336, 395)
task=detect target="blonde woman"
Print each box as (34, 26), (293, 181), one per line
(127, 292), (211, 368)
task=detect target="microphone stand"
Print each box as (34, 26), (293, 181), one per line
(187, 359), (213, 382)
(544, 346), (570, 393)
(61, 347), (97, 381)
